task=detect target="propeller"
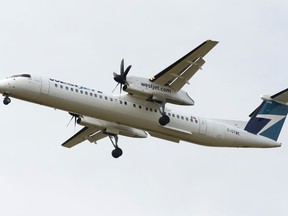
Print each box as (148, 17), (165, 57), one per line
(113, 59), (132, 93)
(67, 112), (80, 129)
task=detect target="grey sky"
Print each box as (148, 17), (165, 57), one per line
(0, 0), (288, 215)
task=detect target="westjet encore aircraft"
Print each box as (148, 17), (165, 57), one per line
(0, 40), (287, 158)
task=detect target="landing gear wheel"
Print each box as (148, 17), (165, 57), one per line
(159, 115), (170, 126)
(3, 97), (11, 105)
(108, 135), (123, 158)
(158, 102), (170, 126)
(112, 148), (123, 158)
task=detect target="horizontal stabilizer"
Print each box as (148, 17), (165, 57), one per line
(271, 88), (288, 104)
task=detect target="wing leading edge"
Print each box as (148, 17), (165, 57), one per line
(150, 40), (218, 91)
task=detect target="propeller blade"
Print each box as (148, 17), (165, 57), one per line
(123, 65), (132, 77)
(113, 72), (118, 77)
(112, 83), (120, 93)
(120, 59), (124, 75)
(74, 116), (77, 128)
(66, 115), (74, 127)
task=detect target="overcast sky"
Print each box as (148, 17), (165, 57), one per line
(0, 0), (288, 215)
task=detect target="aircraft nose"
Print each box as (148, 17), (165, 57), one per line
(0, 79), (10, 94)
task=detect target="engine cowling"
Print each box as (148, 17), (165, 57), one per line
(77, 116), (147, 138)
(123, 84), (151, 97)
(124, 76), (194, 105)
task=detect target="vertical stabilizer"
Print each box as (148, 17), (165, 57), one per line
(244, 89), (288, 141)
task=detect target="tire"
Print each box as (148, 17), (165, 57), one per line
(112, 148), (123, 158)
(3, 97), (11, 105)
(159, 115), (170, 126)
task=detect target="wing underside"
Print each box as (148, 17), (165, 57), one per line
(62, 126), (107, 148)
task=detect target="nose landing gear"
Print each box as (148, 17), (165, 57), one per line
(3, 95), (11, 105)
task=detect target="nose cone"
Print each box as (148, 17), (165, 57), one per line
(0, 79), (10, 94)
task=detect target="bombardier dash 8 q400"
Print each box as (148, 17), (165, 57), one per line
(0, 40), (287, 158)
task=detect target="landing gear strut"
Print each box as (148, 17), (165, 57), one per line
(3, 95), (11, 105)
(158, 103), (170, 126)
(109, 135), (123, 158)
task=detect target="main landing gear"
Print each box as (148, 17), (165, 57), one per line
(3, 95), (11, 105)
(109, 134), (123, 158)
(158, 103), (170, 126)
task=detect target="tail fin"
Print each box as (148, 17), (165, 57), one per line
(244, 88), (288, 141)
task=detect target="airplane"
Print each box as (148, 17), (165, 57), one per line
(0, 40), (287, 158)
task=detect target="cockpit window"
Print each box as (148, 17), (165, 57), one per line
(11, 74), (31, 78)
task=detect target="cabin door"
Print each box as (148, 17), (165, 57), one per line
(40, 77), (50, 95)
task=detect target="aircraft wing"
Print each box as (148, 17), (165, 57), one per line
(150, 40), (218, 91)
(62, 115), (147, 148)
(62, 126), (107, 148)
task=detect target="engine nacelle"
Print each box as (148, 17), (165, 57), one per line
(77, 116), (147, 138)
(124, 76), (194, 105)
(123, 84), (151, 97)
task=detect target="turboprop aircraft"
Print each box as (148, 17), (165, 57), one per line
(0, 40), (287, 158)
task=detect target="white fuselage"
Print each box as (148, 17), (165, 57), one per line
(0, 75), (281, 148)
